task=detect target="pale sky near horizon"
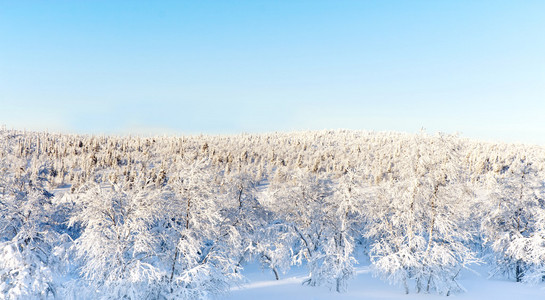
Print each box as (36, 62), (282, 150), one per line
(1, 1), (544, 144)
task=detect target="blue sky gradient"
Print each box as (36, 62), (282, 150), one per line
(1, 1), (544, 144)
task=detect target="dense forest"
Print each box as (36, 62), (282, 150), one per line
(1, 128), (544, 299)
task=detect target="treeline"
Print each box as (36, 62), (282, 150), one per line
(1, 129), (544, 299)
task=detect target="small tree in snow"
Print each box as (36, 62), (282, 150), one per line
(317, 169), (364, 292)
(364, 135), (477, 295)
(264, 167), (356, 290)
(158, 159), (242, 299)
(481, 156), (544, 282)
(0, 183), (60, 299)
(506, 205), (545, 284)
(69, 181), (165, 299)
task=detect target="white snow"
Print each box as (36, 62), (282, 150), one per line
(226, 264), (545, 300)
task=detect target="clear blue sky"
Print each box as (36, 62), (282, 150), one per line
(1, 1), (544, 144)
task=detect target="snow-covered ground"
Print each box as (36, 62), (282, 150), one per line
(226, 264), (545, 300)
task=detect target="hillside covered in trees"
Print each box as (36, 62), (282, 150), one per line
(1, 128), (545, 299)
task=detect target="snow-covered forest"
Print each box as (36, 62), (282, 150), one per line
(1, 128), (545, 299)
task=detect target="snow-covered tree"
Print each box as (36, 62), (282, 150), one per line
(0, 179), (61, 299)
(481, 155), (545, 282)
(507, 205), (545, 284)
(263, 168), (344, 288)
(364, 135), (477, 295)
(316, 169), (364, 292)
(69, 182), (165, 299)
(157, 158), (242, 299)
